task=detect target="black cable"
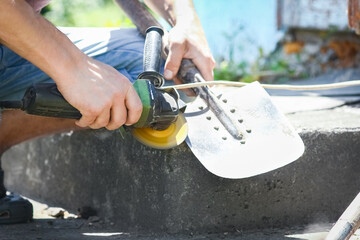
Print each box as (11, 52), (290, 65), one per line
(0, 101), (23, 109)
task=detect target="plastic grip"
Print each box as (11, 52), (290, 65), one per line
(143, 27), (164, 74)
(22, 83), (82, 119)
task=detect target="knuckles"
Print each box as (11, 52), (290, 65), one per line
(87, 107), (103, 118)
(169, 37), (186, 50)
(125, 104), (143, 126)
(106, 118), (126, 130)
(134, 104), (143, 115)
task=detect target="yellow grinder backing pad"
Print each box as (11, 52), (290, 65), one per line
(131, 113), (188, 149)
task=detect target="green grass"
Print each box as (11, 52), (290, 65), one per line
(42, 0), (134, 28)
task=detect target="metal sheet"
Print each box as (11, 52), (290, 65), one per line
(184, 82), (304, 179)
(278, 0), (348, 30)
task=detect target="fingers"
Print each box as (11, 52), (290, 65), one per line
(75, 102), (112, 129)
(60, 59), (143, 130)
(105, 86), (143, 130)
(164, 38), (186, 80)
(75, 87), (142, 130)
(89, 107), (111, 129)
(166, 47), (215, 83)
(192, 54), (216, 82)
(76, 114), (96, 128)
(105, 92), (126, 130)
(106, 102), (126, 130)
(124, 86), (143, 126)
(165, 33), (215, 82)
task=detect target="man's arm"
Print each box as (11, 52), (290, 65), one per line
(0, 0), (142, 130)
(144, 0), (215, 83)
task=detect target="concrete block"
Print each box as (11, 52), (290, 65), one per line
(2, 119), (360, 234)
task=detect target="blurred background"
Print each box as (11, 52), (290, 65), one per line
(42, 0), (357, 84)
(41, 0), (282, 82)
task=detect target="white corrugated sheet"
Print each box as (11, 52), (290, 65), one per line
(279, 0), (348, 30)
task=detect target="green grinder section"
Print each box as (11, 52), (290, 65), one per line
(132, 79), (180, 130)
(132, 79), (153, 128)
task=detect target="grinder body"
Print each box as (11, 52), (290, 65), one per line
(20, 79), (180, 131)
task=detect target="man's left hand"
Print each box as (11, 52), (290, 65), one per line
(163, 19), (216, 84)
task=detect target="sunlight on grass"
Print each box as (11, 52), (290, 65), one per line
(42, 0), (134, 28)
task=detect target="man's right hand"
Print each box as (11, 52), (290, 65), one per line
(0, 0), (142, 130)
(56, 57), (143, 130)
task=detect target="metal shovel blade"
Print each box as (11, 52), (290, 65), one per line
(184, 81), (305, 179)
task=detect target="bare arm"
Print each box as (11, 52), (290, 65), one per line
(0, 0), (79, 82)
(0, 0), (142, 130)
(144, 0), (215, 82)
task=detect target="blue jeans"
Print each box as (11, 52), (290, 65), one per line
(0, 27), (146, 101)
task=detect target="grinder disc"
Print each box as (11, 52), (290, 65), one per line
(131, 113), (188, 149)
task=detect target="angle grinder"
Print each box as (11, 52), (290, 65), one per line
(0, 27), (188, 149)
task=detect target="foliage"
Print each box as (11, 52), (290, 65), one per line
(41, 0), (134, 28)
(214, 26), (294, 83)
(214, 52), (294, 83)
(42, 1), (294, 83)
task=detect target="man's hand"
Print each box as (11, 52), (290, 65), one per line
(56, 57), (142, 130)
(144, 0), (215, 84)
(0, 0), (142, 130)
(164, 20), (215, 84)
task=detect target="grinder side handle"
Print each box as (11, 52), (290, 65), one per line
(138, 26), (165, 87)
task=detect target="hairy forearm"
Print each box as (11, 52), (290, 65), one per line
(144, 0), (199, 27)
(0, 0), (84, 83)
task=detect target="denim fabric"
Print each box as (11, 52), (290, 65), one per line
(0, 27), (146, 101)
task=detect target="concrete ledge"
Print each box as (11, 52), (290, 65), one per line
(3, 103), (360, 234)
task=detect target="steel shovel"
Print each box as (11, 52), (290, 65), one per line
(184, 81), (305, 179)
(115, 0), (305, 179)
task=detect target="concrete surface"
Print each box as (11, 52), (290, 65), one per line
(0, 197), (359, 240)
(0, 221), (332, 240)
(2, 69), (360, 236)
(0, 197), (339, 240)
(3, 104), (360, 235)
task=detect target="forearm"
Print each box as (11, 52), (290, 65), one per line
(144, 0), (199, 27)
(0, 0), (84, 84)
(0, 0), (142, 130)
